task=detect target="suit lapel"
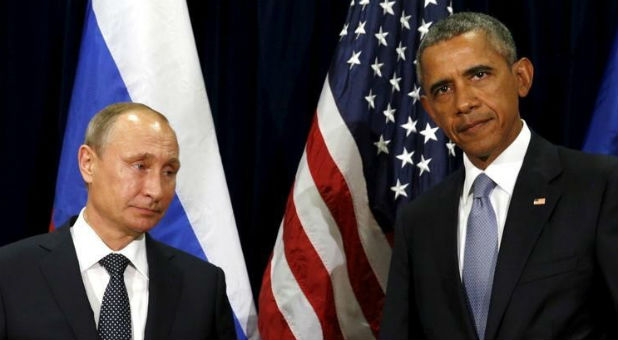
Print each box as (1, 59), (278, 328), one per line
(38, 226), (98, 339)
(144, 235), (181, 339)
(434, 169), (479, 339)
(485, 134), (563, 339)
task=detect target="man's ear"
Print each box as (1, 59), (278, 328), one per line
(513, 57), (534, 97)
(78, 145), (97, 185)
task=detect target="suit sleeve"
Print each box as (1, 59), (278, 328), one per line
(596, 162), (618, 318)
(214, 267), (237, 340)
(379, 208), (424, 340)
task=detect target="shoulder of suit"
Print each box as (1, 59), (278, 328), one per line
(554, 144), (618, 176)
(529, 132), (616, 172)
(0, 227), (70, 264)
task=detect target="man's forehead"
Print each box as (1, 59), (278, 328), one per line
(421, 32), (502, 77)
(105, 112), (178, 150)
(423, 31), (508, 65)
(117, 109), (167, 127)
(109, 109), (174, 136)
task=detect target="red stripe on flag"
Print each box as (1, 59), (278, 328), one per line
(283, 193), (344, 340)
(49, 210), (56, 232)
(305, 115), (384, 336)
(258, 258), (296, 340)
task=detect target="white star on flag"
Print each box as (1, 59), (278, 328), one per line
(408, 85), (421, 103)
(359, 0), (370, 10)
(339, 24), (348, 40)
(355, 21), (367, 39)
(401, 117), (418, 136)
(390, 179), (409, 199)
(395, 41), (407, 61)
(371, 57), (384, 77)
(420, 122), (439, 143)
(396, 147), (415, 168)
(365, 89), (376, 109)
(374, 134), (391, 155)
(417, 155), (432, 175)
(380, 0), (396, 15)
(418, 19), (432, 39)
(446, 140), (457, 156)
(383, 103), (396, 123)
(375, 26), (389, 46)
(400, 11), (411, 30)
(390, 72), (402, 92)
(424, 0), (438, 7)
(347, 50), (362, 69)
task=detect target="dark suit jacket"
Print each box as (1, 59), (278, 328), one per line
(0, 219), (237, 339)
(380, 134), (618, 339)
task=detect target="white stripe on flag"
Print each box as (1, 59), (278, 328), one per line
(92, 1), (257, 338)
(293, 153), (374, 339)
(271, 224), (322, 340)
(317, 78), (392, 291)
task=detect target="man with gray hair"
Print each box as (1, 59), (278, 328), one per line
(0, 102), (236, 339)
(381, 12), (618, 339)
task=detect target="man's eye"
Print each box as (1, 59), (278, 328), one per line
(472, 71), (487, 79)
(434, 85), (450, 96)
(162, 166), (178, 176)
(134, 163), (146, 170)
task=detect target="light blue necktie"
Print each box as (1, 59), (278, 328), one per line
(463, 173), (498, 340)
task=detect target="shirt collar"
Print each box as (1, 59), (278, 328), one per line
(462, 120), (531, 202)
(71, 208), (149, 279)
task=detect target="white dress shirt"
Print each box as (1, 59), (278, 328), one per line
(70, 208), (149, 340)
(457, 121), (531, 277)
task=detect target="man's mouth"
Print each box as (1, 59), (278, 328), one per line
(458, 118), (492, 134)
(131, 206), (161, 214)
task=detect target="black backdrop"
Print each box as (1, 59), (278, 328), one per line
(1, 0), (617, 302)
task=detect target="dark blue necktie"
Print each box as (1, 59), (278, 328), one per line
(98, 253), (132, 340)
(463, 173), (498, 339)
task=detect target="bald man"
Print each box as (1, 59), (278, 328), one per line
(0, 103), (236, 339)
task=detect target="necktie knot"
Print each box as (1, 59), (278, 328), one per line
(99, 253), (130, 277)
(472, 173), (496, 199)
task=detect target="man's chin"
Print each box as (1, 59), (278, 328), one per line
(125, 217), (161, 235)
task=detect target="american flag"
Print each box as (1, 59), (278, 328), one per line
(258, 0), (459, 339)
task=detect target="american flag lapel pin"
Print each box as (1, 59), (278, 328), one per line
(533, 198), (546, 205)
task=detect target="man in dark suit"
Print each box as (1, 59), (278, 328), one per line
(0, 102), (236, 339)
(380, 12), (618, 339)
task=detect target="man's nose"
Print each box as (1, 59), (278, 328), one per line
(454, 84), (479, 114)
(143, 171), (164, 201)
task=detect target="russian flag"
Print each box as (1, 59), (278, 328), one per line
(51, 1), (258, 339)
(583, 31), (618, 156)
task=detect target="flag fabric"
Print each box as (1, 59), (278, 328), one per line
(582, 31), (618, 156)
(51, 1), (257, 339)
(258, 0), (458, 339)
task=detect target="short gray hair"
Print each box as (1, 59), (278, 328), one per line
(416, 12), (517, 85)
(84, 102), (168, 154)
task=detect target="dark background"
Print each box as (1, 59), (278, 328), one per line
(1, 0), (617, 302)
